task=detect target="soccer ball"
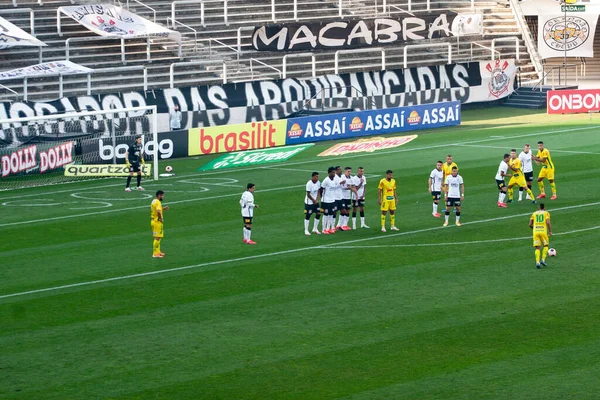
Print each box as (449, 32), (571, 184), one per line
(548, 248), (556, 257)
(165, 166), (173, 173)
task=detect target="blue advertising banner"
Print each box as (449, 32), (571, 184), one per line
(285, 101), (461, 145)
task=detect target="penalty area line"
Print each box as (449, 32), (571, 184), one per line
(332, 225), (600, 249)
(1, 201), (599, 301)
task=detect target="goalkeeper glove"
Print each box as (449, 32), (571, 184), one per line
(126, 160), (131, 168)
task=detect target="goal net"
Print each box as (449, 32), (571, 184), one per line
(0, 106), (158, 191)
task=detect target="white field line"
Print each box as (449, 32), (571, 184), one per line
(456, 144), (600, 155)
(0, 125), (595, 202)
(1, 201), (598, 301)
(318, 201), (600, 248)
(331, 225), (600, 248)
(0, 184), (303, 228)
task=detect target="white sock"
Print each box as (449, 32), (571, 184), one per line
(247, 229), (251, 241)
(336, 215), (341, 227)
(433, 203), (438, 213)
(352, 216), (356, 227)
(304, 219), (309, 232)
(518, 190), (523, 200)
(456, 215), (460, 223)
(330, 215), (335, 230)
(243, 227), (248, 240)
(498, 192), (506, 203)
(313, 218), (320, 230)
(361, 216), (365, 226)
(445, 213), (449, 223)
(343, 215), (348, 226)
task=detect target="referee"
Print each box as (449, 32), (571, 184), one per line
(125, 135), (145, 192)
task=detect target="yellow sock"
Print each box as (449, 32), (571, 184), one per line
(507, 187), (513, 200)
(535, 249), (540, 263)
(537, 181), (545, 194)
(390, 215), (396, 227)
(542, 246), (548, 261)
(153, 239), (160, 255)
(526, 188), (534, 199)
(381, 215), (386, 228)
(550, 182), (556, 195)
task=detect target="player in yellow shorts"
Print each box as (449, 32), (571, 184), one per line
(532, 141), (556, 200)
(378, 169), (399, 232)
(150, 190), (168, 258)
(507, 149), (535, 204)
(529, 203), (552, 269)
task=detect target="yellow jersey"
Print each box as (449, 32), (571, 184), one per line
(530, 210), (550, 235)
(442, 162), (458, 181)
(378, 178), (396, 201)
(537, 148), (554, 170)
(509, 158), (523, 177)
(151, 199), (163, 221)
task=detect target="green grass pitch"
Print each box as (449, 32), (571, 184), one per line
(1, 107), (600, 399)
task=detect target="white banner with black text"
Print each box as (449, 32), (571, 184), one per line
(0, 16), (47, 50)
(58, 4), (181, 43)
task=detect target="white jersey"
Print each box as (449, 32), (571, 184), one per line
(340, 174), (354, 199)
(352, 175), (367, 199)
(240, 191), (255, 217)
(518, 151), (533, 173)
(334, 174), (343, 200)
(321, 176), (337, 203)
(495, 161), (508, 180)
(444, 174), (463, 198)
(429, 168), (444, 192)
(305, 180), (321, 204)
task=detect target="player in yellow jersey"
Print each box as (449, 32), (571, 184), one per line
(507, 149), (536, 204)
(378, 169), (399, 232)
(529, 203), (552, 269)
(151, 190), (168, 258)
(441, 154), (458, 189)
(532, 141), (557, 200)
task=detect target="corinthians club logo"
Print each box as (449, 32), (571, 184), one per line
(486, 60), (510, 98)
(543, 16), (590, 52)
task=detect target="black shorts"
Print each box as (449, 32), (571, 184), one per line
(496, 179), (506, 190)
(446, 197), (461, 207)
(352, 199), (365, 208)
(242, 216), (253, 225)
(335, 199), (343, 212)
(340, 199), (352, 211)
(129, 163), (141, 173)
(524, 171), (534, 182)
(322, 202), (336, 214)
(431, 191), (441, 201)
(304, 203), (320, 215)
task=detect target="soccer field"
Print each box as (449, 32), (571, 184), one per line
(1, 107), (600, 399)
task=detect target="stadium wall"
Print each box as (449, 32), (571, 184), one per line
(0, 60), (515, 148)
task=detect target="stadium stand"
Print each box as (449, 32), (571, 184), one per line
(0, 0), (595, 101)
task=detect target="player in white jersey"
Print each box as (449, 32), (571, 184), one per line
(321, 167), (338, 234)
(304, 171), (322, 236)
(428, 160), (444, 218)
(240, 183), (259, 244)
(333, 165), (345, 231)
(518, 143), (534, 201)
(442, 166), (464, 227)
(495, 153), (511, 208)
(337, 167), (357, 231)
(351, 166), (369, 229)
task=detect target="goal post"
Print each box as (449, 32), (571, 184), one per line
(0, 105), (159, 190)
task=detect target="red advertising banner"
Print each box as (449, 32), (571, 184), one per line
(547, 89), (600, 114)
